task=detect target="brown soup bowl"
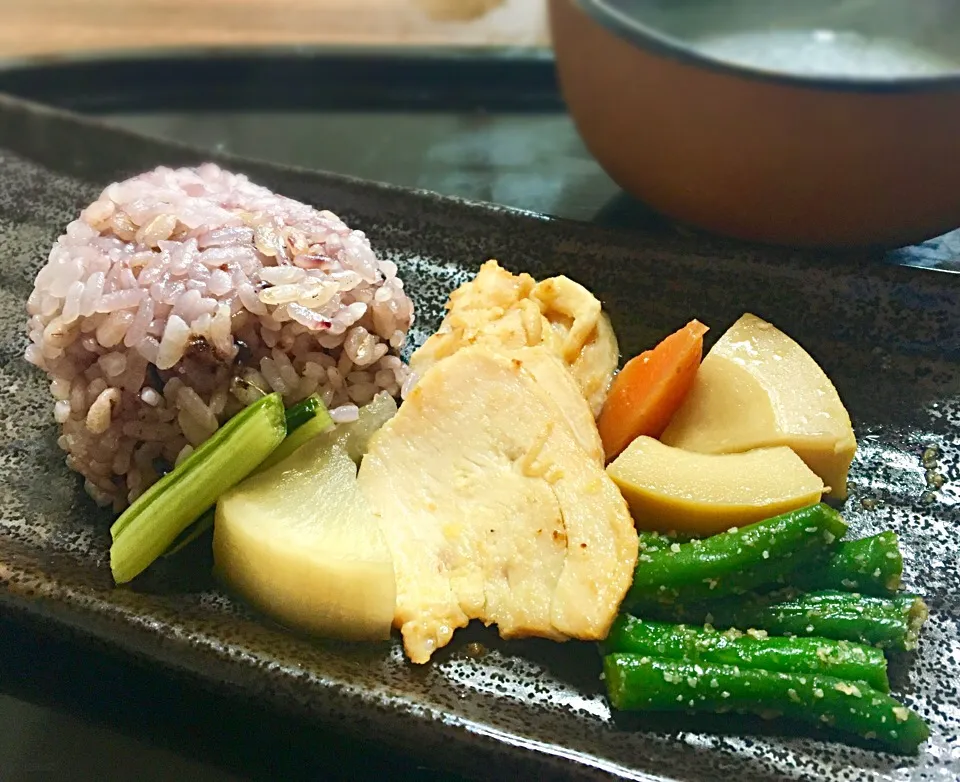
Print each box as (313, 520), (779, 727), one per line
(549, 0), (960, 248)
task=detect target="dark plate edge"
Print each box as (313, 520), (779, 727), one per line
(0, 43), (554, 71)
(0, 545), (660, 782)
(0, 46), (561, 114)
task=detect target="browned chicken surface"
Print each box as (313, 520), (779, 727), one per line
(410, 260), (619, 418)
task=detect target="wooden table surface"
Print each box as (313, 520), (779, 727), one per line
(0, 0), (549, 58)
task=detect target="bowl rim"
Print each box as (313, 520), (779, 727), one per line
(567, 0), (960, 93)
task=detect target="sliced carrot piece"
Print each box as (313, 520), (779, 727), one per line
(597, 320), (709, 461)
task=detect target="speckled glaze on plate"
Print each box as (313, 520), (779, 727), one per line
(0, 93), (957, 782)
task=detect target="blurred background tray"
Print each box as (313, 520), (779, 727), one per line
(0, 50), (624, 224)
(1, 49), (957, 271)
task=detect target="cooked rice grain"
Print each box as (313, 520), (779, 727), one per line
(26, 164), (414, 509)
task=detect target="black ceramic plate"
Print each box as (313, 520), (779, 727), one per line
(0, 93), (957, 782)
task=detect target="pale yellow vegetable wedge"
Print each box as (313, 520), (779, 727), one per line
(607, 436), (825, 535)
(661, 314), (857, 499)
(214, 436), (396, 641)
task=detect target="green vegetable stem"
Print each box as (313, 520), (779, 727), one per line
(258, 394), (333, 474)
(110, 392), (286, 584)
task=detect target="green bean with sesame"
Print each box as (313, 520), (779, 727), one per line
(644, 589), (928, 651)
(791, 531), (903, 596)
(603, 654), (929, 755)
(602, 614), (890, 691)
(637, 530), (699, 552)
(641, 528), (903, 598)
(625, 504), (848, 610)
